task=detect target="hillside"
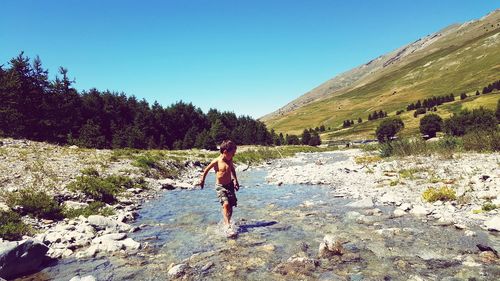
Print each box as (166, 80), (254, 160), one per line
(261, 9), (500, 139)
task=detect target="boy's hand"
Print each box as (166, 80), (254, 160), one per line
(234, 181), (240, 191)
(198, 180), (204, 189)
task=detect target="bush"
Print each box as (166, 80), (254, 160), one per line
(422, 186), (456, 202)
(419, 114), (443, 138)
(68, 174), (145, 204)
(0, 210), (31, 241)
(414, 108), (426, 118)
(462, 130), (500, 152)
(444, 107), (497, 136)
(63, 201), (115, 218)
(375, 118), (404, 143)
(132, 154), (178, 178)
(5, 189), (63, 220)
(482, 202), (498, 212)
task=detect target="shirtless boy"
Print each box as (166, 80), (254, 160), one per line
(199, 140), (240, 234)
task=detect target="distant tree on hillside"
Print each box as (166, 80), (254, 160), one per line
(301, 129), (311, 145)
(419, 114), (443, 138)
(460, 93), (467, 100)
(308, 131), (321, 146)
(444, 107), (497, 136)
(375, 118), (404, 143)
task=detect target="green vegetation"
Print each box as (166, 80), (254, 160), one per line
(481, 202), (499, 212)
(0, 53), (274, 150)
(63, 201), (115, 218)
(234, 145), (337, 165)
(132, 153), (180, 178)
(5, 189), (63, 220)
(444, 107), (497, 136)
(354, 155), (382, 165)
(0, 210), (32, 241)
(68, 171), (147, 204)
(419, 114), (443, 138)
(422, 186), (457, 202)
(375, 118), (404, 143)
(399, 168), (422, 180)
(264, 23), (500, 139)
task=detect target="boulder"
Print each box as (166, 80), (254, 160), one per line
(87, 215), (131, 232)
(484, 216), (500, 232)
(0, 239), (49, 280)
(168, 263), (188, 278)
(393, 209), (406, 218)
(409, 205), (429, 217)
(318, 235), (344, 258)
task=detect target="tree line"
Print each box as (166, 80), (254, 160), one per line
(0, 53), (275, 150)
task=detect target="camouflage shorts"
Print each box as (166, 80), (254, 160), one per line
(215, 181), (237, 207)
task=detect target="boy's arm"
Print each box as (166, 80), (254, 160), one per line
(199, 159), (217, 189)
(230, 161), (239, 190)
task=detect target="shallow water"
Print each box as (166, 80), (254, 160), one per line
(18, 152), (500, 280)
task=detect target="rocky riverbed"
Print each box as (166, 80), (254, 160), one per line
(266, 150), (500, 233)
(1, 139), (499, 280)
(0, 138), (203, 279)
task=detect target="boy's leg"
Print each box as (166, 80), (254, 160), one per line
(222, 202), (232, 225)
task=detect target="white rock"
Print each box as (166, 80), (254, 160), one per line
(346, 197), (374, 208)
(87, 215), (131, 232)
(434, 217), (454, 226)
(484, 216), (500, 232)
(63, 201), (89, 210)
(399, 203), (412, 211)
(464, 230), (476, 237)
(70, 275), (96, 281)
(462, 256), (481, 267)
(0, 203), (10, 212)
(409, 205), (429, 217)
(122, 238), (141, 250)
(393, 209), (406, 218)
(168, 263), (188, 278)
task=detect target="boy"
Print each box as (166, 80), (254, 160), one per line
(199, 140), (240, 236)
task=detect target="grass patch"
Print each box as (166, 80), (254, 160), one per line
(355, 155), (382, 165)
(132, 153), (180, 178)
(389, 179), (400, 186)
(63, 201), (115, 218)
(0, 210), (32, 241)
(5, 189), (63, 220)
(422, 186), (457, 202)
(68, 171), (147, 204)
(481, 202), (499, 212)
(233, 145), (337, 165)
(398, 168), (423, 180)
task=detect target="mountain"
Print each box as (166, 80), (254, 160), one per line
(260, 9), (500, 139)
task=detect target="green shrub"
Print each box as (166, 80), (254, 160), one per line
(0, 210), (32, 241)
(422, 186), (456, 202)
(132, 154), (178, 178)
(444, 107), (497, 136)
(375, 118), (404, 143)
(5, 189), (63, 220)
(481, 202), (498, 212)
(68, 173), (147, 203)
(462, 130), (500, 152)
(63, 201), (115, 218)
(420, 114), (443, 138)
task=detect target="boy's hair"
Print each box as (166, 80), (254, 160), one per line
(220, 140), (237, 153)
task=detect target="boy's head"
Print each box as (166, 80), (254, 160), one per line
(220, 140), (237, 159)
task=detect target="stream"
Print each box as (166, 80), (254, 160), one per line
(18, 152), (500, 280)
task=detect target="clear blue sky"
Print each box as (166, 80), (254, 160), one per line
(1, 1), (498, 118)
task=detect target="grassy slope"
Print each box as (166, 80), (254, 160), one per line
(265, 29), (500, 140)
